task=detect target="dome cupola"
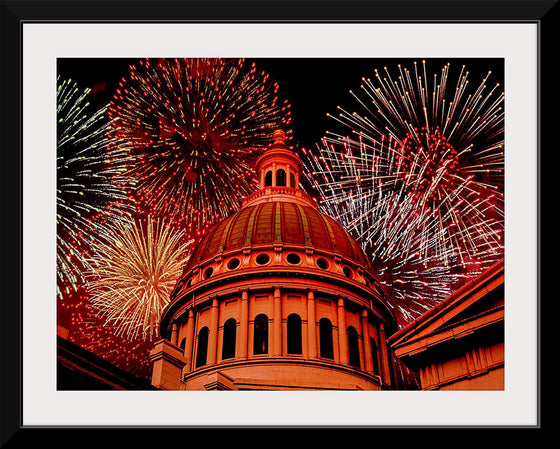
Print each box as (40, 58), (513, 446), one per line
(242, 128), (310, 208)
(255, 129), (302, 190)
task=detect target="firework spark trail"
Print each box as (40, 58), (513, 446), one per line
(58, 286), (155, 379)
(57, 77), (132, 299)
(107, 58), (292, 238)
(301, 61), (504, 324)
(86, 217), (193, 341)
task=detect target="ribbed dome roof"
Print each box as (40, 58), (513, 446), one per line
(187, 200), (371, 269)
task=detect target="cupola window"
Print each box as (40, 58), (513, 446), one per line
(264, 170), (273, 187)
(276, 168), (286, 186)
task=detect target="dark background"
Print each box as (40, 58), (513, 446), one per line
(57, 57), (504, 150)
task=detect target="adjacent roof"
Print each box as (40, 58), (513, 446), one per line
(388, 259), (504, 361)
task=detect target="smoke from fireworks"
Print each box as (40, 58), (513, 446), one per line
(86, 217), (193, 342)
(107, 58), (293, 238)
(302, 61), (504, 324)
(57, 77), (131, 299)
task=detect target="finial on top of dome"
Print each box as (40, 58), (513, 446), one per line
(273, 129), (286, 145)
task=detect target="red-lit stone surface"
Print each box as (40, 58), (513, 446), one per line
(389, 260), (504, 390)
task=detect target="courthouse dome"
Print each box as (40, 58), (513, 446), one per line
(187, 199), (371, 270)
(153, 129), (396, 391)
(184, 128), (371, 271)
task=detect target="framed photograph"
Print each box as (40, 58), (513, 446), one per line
(1, 0), (550, 441)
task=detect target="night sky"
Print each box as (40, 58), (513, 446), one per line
(57, 57), (504, 150)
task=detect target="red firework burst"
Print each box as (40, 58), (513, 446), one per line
(107, 58), (293, 238)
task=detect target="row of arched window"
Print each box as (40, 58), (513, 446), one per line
(264, 169), (296, 188)
(188, 314), (380, 374)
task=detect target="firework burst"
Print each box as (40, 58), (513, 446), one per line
(57, 77), (131, 299)
(86, 217), (193, 341)
(107, 58), (293, 237)
(302, 60), (504, 324)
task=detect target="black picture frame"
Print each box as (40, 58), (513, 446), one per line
(1, 0), (552, 444)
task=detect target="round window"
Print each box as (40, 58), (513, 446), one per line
(316, 257), (329, 270)
(204, 266), (214, 279)
(255, 253), (271, 265)
(286, 253), (301, 265)
(343, 266), (353, 278)
(227, 258), (240, 270)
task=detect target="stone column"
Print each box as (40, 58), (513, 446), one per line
(273, 288), (282, 356)
(208, 297), (219, 364)
(378, 323), (391, 386)
(239, 290), (249, 359)
(361, 309), (374, 373)
(337, 297), (348, 365)
(184, 309), (195, 371)
(170, 323), (178, 346)
(307, 290), (317, 359)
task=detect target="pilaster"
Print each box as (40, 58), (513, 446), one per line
(149, 339), (187, 390)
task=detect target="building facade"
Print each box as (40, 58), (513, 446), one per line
(388, 260), (504, 390)
(149, 130), (399, 390)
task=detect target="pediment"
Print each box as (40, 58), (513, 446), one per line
(389, 261), (504, 355)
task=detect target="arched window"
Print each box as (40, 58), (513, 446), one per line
(319, 318), (334, 359)
(253, 314), (268, 355)
(264, 170), (273, 187)
(222, 318), (237, 360)
(287, 314), (302, 355)
(289, 172), (296, 188)
(276, 168), (286, 186)
(195, 327), (209, 368)
(347, 326), (360, 368)
(370, 337), (380, 375)
(179, 338), (186, 351)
